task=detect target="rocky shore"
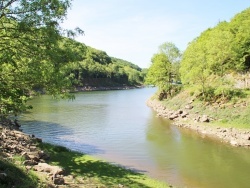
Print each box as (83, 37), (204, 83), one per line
(147, 99), (250, 148)
(0, 120), (80, 187)
(0, 119), (168, 188)
(74, 85), (143, 92)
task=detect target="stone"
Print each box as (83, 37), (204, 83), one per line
(33, 163), (64, 175)
(230, 140), (238, 146)
(25, 166), (32, 170)
(181, 111), (189, 118)
(178, 110), (183, 114)
(38, 151), (50, 160)
(23, 160), (38, 166)
(201, 130), (207, 134)
(244, 135), (250, 140)
(200, 115), (209, 122)
(185, 104), (193, 109)
(53, 176), (65, 185)
(169, 114), (178, 120)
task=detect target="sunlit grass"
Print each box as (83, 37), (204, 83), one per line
(0, 142), (170, 188)
(157, 87), (250, 129)
(38, 143), (170, 188)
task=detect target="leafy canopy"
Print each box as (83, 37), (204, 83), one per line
(145, 42), (182, 99)
(0, 0), (84, 116)
(180, 7), (250, 100)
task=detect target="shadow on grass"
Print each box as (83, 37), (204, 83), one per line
(39, 143), (166, 188)
(0, 156), (38, 188)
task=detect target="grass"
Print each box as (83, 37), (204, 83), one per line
(38, 143), (170, 188)
(157, 87), (250, 129)
(0, 143), (170, 188)
(0, 154), (45, 188)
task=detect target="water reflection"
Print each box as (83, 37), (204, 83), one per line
(21, 120), (105, 155)
(145, 114), (250, 188)
(20, 88), (250, 188)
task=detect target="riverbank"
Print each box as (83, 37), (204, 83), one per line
(0, 121), (170, 188)
(147, 93), (250, 148)
(73, 85), (144, 92)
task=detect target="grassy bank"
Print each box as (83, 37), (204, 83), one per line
(0, 142), (170, 188)
(154, 88), (250, 129)
(0, 154), (41, 187)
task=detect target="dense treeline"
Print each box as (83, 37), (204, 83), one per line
(147, 7), (250, 101)
(180, 7), (250, 101)
(0, 0), (145, 117)
(69, 45), (146, 87)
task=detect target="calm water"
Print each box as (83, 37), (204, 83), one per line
(20, 88), (250, 188)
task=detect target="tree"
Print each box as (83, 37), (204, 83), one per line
(145, 42), (182, 99)
(145, 53), (172, 97)
(159, 42), (182, 82)
(180, 38), (211, 96)
(230, 7), (250, 71)
(180, 8), (250, 100)
(0, 0), (84, 117)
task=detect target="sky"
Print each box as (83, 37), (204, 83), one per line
(61, 0), (250, 68)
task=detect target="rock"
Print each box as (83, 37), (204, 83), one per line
(178, 110), (183, 114)
(244, 135), (250, 140)
(200, 115), (209, 122)
(53, 175), (65, 185)
(23, 160), (38, 166)
(25, 166), (32, 170)
(29, 145), (37, 151)
(33, 163), (64, 175)
(181, 111), (189, 118)
(201, 130), (207, 134)
(169, 114), (178, 120)
(38, 151), (50, 160)
(185, 104), (193, 109)
(222, 129), (227, 133)
(193, 116), (200, 122)
(230, 140), (238, 146)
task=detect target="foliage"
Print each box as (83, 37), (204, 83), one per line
(71, 46), (145, 86)
(0, 155), (41, 187)
(146, 53), (171, 89)
(230, 8), (250, 71)
(159, 42), (182, 82)
(180, 7), (250, 101)
(0, 0), (87, 117)
(145, 42), (182, 100)
(180, 36), (211, 95)
(0, 1), (145, 117)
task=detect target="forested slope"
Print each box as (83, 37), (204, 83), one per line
(145, 7), (250, 127)
(68, 44), (146, 88)
(180, 7), (250, 100)
(0, 0), (146, 117)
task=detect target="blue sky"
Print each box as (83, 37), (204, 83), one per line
(61, 0), (250, 68)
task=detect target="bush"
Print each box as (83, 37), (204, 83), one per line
(198, 86), (246, 102)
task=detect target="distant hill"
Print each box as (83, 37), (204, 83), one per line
(64, 43), (147, 88)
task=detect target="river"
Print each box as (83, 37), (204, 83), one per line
(19, 88), (250, 188)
